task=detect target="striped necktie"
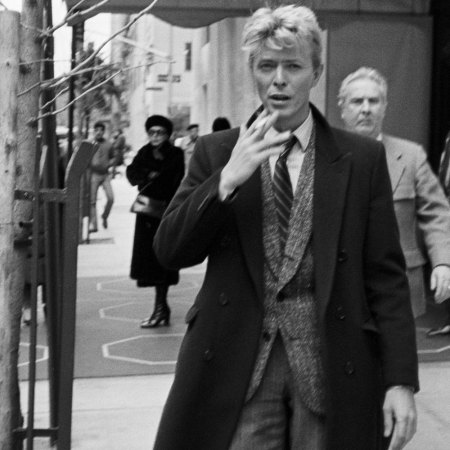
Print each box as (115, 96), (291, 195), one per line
(273, 135), (297, 251)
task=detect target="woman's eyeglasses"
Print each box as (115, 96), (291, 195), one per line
(148, 129), (167, 137)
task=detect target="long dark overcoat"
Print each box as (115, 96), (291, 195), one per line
(126, 141), (184, 287)
(153, 106), (419, 449)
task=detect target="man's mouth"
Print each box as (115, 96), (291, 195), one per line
(269, 94), (290, 102)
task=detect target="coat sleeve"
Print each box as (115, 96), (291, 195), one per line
(363, 145), (419, 391)
(413, 145), (450, 267)
(126, 146), (150, 187)
(153, 136), (234, 269)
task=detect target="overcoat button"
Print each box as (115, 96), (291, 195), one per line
(337, 249), (348, 262)
(203, 349), (214, 361)
(335, 305), (346, 320)
(219, 293), (229, 306)
(344, 361), (355, 375)
(276, 292), (285, 302)
(262, 331), (271, 342)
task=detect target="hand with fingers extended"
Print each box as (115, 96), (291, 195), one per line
(383, 386), (417, 450)
(219, 110), (291, 199)
(430, 264), (450, 304)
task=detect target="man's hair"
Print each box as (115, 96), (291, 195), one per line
(93, 121), (105, 131)
(338, 67), (388, 107)
(241, 5), (323, 70)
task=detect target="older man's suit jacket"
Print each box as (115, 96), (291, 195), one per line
(153, 107), (418, 450)
(382, 134), (450, 316)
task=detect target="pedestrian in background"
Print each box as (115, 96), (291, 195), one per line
(153, 5), (418, 449)
(179, 123), (199, 168)
(111, 128), (127, 177)
(89, 121), (115, 231)
(126, 115), (184, 328)
(212, 116), (232, 132)
(338, 67), (450, 318)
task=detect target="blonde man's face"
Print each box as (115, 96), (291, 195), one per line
(251, 43), (322, 132)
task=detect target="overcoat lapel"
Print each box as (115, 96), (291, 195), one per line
(382, 136), (404, 193)
(312, 112), (351, 319)
(233, 168), (265, 304)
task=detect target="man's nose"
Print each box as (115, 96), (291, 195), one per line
(273, 66), (287, 87)
(361, 99), (371, 113)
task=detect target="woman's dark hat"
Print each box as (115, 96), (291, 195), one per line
(145, 115), (173, 136)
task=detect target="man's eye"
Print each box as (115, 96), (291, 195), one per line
(287, 63), (301, 70)
(259, 63), (274, 70)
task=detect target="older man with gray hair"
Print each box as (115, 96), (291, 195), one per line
(339, 67), (450, 323)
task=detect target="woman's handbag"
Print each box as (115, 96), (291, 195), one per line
(130, 171), (169, 219)
(130, 194), (167, 219)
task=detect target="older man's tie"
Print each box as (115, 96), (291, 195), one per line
(273, 135), (297, 251)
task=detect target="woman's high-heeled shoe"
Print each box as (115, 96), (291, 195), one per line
(140, 305), (171, 328)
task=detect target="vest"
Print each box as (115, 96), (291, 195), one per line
(245, 128), (326, 415)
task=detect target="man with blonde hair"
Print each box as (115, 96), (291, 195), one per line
(339, 67), (450, 322)
(153, 6), (418, 450)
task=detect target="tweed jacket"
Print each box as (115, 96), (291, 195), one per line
(245, 131), (326, 415)
(382, 134), (450, 316)
(153, 106), (418, 450)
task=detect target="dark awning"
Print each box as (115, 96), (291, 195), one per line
(64, 0), (431, 28)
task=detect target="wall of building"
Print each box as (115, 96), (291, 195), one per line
(112, 15), (195, 151)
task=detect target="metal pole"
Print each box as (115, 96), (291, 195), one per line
(57, 142), (96, 449)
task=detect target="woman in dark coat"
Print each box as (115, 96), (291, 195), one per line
(126, 115), (184, 328)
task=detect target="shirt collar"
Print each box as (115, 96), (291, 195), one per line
(267, 109), (313, 152)
(292, 109), (313, 151)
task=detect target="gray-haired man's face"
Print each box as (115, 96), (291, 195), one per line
(340, 78), (387, 139)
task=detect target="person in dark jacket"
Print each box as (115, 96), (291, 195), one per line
(126, 115), (184, 328)
(152, 4), (418, 450)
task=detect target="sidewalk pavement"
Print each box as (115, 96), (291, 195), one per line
(22, 173), (450, 449)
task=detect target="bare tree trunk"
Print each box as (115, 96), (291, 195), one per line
(0, 10), (21, 450)
(10, 0), (45, 447)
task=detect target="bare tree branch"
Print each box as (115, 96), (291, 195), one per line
(40, 86), (69, 112)
(46, 0), (110, 36)
(65, 0), (161, 78)
(67, 0), (91, 14)
(32, 61), (161, 122)
(0, 1), (9, 10)
(18, 63), (116, 97)
(19, 0), (164, 98)
(19, 58), (73, 66)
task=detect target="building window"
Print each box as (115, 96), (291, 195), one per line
(185, 42), (192, 71)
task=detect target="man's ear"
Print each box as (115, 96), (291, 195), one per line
(312, 64), (324, 87)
